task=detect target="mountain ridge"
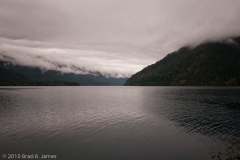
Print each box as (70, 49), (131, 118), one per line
(124, 37), (240, 86)
(0, 61), (128, 86)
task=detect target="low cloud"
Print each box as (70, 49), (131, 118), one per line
(0, 41), (144, 77)
(0, 0), (240, 77)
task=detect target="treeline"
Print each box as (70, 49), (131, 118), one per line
(0, 81), (79, 86)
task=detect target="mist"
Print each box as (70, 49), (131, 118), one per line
(0, 0), (240, 77)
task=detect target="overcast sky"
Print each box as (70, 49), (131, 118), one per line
(0, 0), (240, 77)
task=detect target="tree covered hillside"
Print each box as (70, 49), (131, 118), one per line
(125, 37), (240, 86)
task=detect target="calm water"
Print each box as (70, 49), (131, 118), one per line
(0, 86), (239, 160)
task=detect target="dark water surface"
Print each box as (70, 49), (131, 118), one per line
(0, 87), (239, 160)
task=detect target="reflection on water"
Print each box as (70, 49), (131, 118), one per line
(0, 86), (239, 160)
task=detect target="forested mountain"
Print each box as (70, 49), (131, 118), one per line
(0, 61), (128, 86)
(125, 37), (240, 86)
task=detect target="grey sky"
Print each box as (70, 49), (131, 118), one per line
(0, 0), (240, 77)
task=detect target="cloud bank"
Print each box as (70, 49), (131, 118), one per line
(0, 0), (240, 77)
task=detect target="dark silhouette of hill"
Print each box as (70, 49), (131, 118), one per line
(125, 37), (240, 86)
(0, 61), (127, 86)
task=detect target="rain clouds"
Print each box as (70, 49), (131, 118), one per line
(0, 0), (240, 77)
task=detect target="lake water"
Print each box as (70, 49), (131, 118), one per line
(0, 86), (239, 160)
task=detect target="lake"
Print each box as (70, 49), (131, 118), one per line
(0, 86), (239, 160)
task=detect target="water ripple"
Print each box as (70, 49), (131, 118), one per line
(0, 86), (239, 160)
